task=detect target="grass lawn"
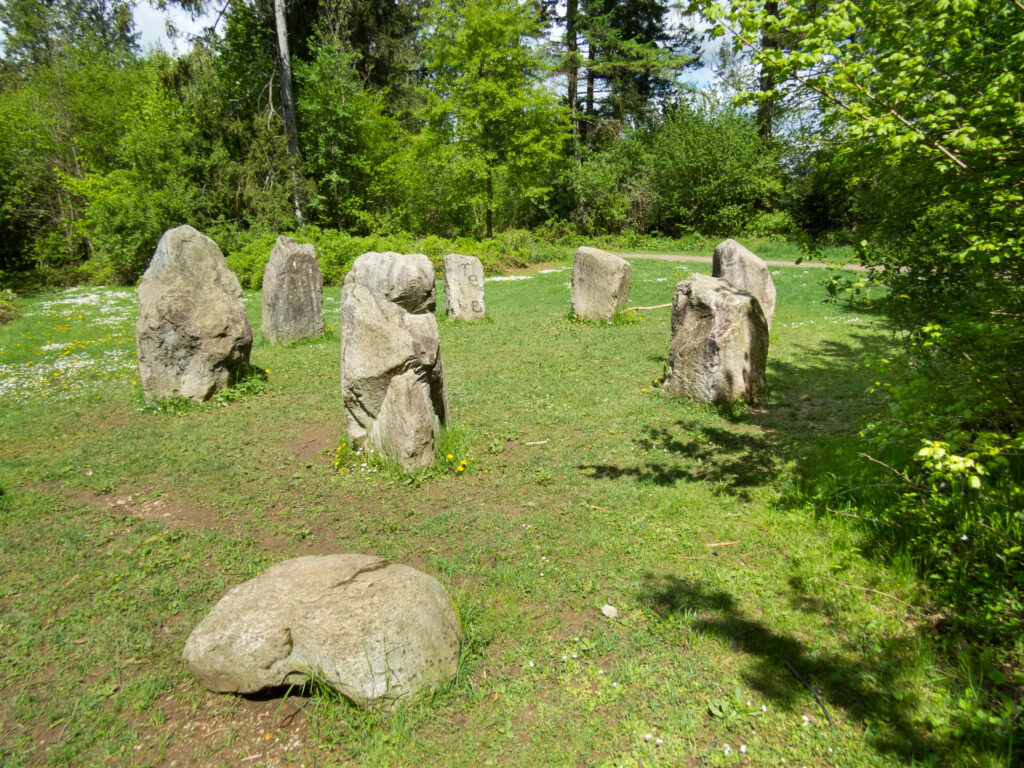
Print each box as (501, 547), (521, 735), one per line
(0, 257), (1013, 767)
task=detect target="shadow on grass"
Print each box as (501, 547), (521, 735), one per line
(636, 574), (1015, 764)
(578, 331), (891, 497)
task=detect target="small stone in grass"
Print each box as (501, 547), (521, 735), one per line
(601, 604), (618, 619)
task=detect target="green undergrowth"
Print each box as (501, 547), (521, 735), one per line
(333, 426), (477, 486)
(0, 258), (1019, 766)
(135, 362), (269, 414)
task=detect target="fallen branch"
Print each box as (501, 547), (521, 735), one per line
(524, 440), (549, 446)
(785, 662), (835, 727)
(626, 303), (672, 311)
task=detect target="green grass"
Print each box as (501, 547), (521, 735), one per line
(0, 257), (1017, 766)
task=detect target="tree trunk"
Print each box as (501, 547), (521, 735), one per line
(566, 0), (579, 142)
(757, 0), (779, 142)
(585, 36), (596, 146)
(273, 0), (304, 225)
(486, 168), (493, 239)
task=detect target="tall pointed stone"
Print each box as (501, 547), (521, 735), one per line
(136, 225), (253, 402)
(340, 252), (449, 470)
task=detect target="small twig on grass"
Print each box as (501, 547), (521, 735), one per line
(585, 504), (610, 513)
(707, 541), (739, 548)
(280, 700), (308, 727)
(785, 662), (835, 727)
(57, 700), (79, 741)
(524, 440), (549, 446)
(240, 754), (264, 763)
(833, 580), (919, 611)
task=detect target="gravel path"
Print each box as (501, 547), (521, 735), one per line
(610, 251), (866, 271)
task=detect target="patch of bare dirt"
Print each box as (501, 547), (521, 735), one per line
(130, 684), (324, 768)
(284, 423), (339, 464)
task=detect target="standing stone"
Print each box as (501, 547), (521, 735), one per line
(571, 246), (632, 321)
(136, 225), (253, 402)
(712, 238), (776, 330)
(340, 252), (449, 471)
(261, 236), (324, 344)
(183, 554), (462, 711)
(663, 274), (768, 405)
(442, 253), (485, 321)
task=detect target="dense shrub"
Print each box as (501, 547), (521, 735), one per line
(221, 226), (564, 288)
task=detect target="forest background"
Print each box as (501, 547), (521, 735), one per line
(1, 0), (1022, 699)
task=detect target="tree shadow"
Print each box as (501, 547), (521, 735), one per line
(579, 331), (892, 498)
(579, 423), (778, 496)
(636, 574), (1014, 764)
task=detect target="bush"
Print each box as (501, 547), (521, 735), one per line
(0, 288), (19, 325)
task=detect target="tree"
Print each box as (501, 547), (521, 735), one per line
(272, 0), (303, 224)
(693, 0), (1024, 652)
(0, 0), (137, 70)
(421, 0), (568, 237)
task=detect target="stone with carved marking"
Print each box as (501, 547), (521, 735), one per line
(442, 253), (485, 321)
(261, 236), (324, 344)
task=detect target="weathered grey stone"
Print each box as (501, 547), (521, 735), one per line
(340, 252), (449, 470)
(183, 555), (462, 710)
(136, 225), (253, 402)
(261, 236), (324, 344)
(663, 274), (768, 405)
(571, 246), (632, 321)
(712, 238), (776, 330)
(442, 253), (485, 321)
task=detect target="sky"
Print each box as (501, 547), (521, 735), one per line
(133, 3), (221, 54)
(131, 3), (722, 88)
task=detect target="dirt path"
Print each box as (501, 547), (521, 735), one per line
(610, 251), (867, 271)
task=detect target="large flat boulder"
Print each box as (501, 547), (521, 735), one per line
(663, 274), (768, 405)
(442, 253), (485, 321)
(136, 225), (253, 402)
(261, 236), (324, 344)
(183, 555), (462, 711)
(712, 239), (776, 330)
(571, 246), (632, 321)
(340, 252), (449, 470)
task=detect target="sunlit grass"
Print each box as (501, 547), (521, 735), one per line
(0, 259), (1014, 767)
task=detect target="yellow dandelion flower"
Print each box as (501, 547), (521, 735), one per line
(447, 453), (454, 460)
(457, 466), (464, 472)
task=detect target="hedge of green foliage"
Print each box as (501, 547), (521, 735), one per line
(220, 226), (566, 288)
